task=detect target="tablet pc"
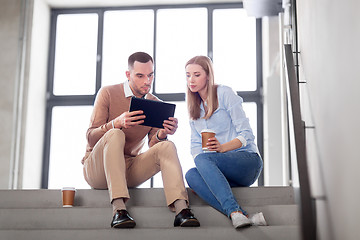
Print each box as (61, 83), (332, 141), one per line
(129, 96), (176, 129)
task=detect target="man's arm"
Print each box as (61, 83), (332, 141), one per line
(86, 88), (112, 148)
(148, 117), (178, 147)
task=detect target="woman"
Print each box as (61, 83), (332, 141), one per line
(184, 56), (266, 228)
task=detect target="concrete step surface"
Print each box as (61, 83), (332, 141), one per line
(0, 186), (295, 208)
(0, 226), (301, 240)
(0, 186), (301, 240)
(0, 205), (298, 230)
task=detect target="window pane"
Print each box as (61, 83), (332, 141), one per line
(102, 10), (154, 87)
(53, 14), (98, 95)
(155, 8), (208, 93)
(213, 9), (257, 91)
(48, 106), (93, 189)
(243, 101), (258, 186)
(243, 102), (257, 140)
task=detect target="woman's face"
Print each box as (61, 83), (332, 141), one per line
(186, 63), (208, 96)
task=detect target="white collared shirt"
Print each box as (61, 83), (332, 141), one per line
(123, 80), (147, 99)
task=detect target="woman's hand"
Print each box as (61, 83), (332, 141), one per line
(206, 137), (224, 153)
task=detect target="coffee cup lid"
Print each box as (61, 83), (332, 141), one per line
(61, 187), (76, 191)
(201, 129), (215, 134)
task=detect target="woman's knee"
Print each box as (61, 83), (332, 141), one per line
(194, 153), (213, 168)
(185, 168), (200, 188)
(185, 168), (197, 183)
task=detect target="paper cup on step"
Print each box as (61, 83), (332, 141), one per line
(61, 187), (76, 207)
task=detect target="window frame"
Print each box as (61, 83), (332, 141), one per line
(42, 3), (263, 188)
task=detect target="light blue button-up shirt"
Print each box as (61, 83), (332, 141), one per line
(190, 85), (258, 158)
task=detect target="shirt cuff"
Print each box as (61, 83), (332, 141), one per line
(236, 136), (247, 148)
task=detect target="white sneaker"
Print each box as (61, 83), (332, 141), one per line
(250, 212), (267, 226)
(231, 212), (252, 229)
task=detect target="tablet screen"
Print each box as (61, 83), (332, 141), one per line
(129, 96), (176, 129)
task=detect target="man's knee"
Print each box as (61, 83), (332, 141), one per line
(157, 140), (177, 153)
(155, 141), (180, 164)
(103, 128), (125, 143)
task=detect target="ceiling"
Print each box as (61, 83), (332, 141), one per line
(45, 0), (243, 8)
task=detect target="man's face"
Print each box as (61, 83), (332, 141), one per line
(126, 60), (154, 98)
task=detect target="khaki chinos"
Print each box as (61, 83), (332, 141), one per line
(83, 129), (188, 210)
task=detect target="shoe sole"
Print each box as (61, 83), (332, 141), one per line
(112, 220), (136, 229)
(180, 219), (200, 227)
(235, 222), (252, 229)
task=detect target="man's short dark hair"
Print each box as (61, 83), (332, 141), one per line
(128, 52), (153, 69)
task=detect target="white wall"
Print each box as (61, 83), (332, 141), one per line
(0, 0), (23, 189)
(22, 0), (50, 188)
(0, 0), (50, 189)
(296, 0), (360, 239)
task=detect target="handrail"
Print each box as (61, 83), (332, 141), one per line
(283, 44), (317, 240)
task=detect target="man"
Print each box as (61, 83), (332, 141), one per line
(81, 52), (200, 228)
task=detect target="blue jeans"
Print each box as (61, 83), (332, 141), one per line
(185, 151), (263, 218)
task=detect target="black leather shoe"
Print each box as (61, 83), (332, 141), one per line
(174, 208), (200, 227)
(111, 209), (136, 228)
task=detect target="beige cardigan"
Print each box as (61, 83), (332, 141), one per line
(82, 83), (162, 164)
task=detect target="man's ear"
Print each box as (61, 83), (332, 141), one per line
(126, 70), (131, 80)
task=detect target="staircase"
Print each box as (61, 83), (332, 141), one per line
(0, 187), (300, 240)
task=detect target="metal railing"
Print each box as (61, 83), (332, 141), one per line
(283, 44), (317, 240)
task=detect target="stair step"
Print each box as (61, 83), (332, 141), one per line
(0, 187), (300, 239)
(0, 226), (301, 240)
(0, 205), (298, 230)
(0, 187), (295, 208)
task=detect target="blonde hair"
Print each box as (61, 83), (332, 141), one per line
(185, 56), (218, 120)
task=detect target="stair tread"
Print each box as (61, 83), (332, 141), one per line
(0, 187), (300, 239)
(0, 205), (299, 229)
(0, 226), (301, 240)
(0, 186), (296, 208)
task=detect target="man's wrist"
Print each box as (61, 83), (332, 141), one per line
(156, 129), (167, 141)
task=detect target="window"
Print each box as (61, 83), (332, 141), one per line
(155, 8), (208, 94)
(102, 10), (154, 86)
(53, 14), (98, 95)
(48, 106), (93, 189)
(213, 8), (257, 91)
(43, 4), (263, 189)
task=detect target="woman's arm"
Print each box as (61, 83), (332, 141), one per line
(206, 86), (254, 153)
(190, 121), (203, 158)
(206, 137), (242, 153)
(224, 87), (255, 146)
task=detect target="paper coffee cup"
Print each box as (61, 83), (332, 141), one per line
(201, 129), (216, 152)
(61, 187), (76, 207)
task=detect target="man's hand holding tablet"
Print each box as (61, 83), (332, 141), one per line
(112, 110), (146, 129)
